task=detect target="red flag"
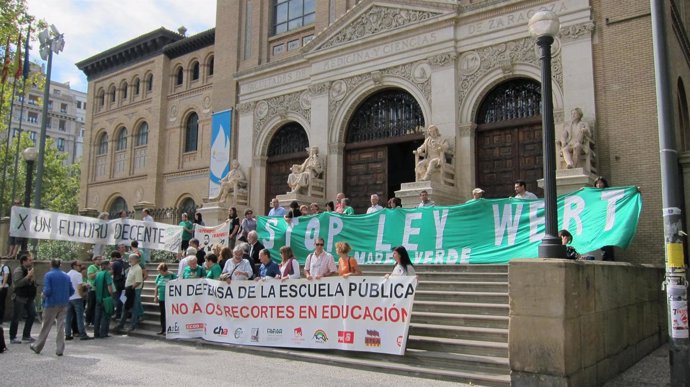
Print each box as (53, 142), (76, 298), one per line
(0, 37), (10, 84)
(14, 32), (22, 80)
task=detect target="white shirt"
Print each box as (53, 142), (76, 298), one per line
(279, 259), (301, 279)
(143, 215), (154, 222)
(1, 265), (11, 288)
(222, 258), (253, 280)
(418, 200), (435, 208)
(514, 191), (538, 199)
(366, 204), (384, 214)
(178, 255), (194, 276)
(305, 251), (337, 277)
(67, 269), (83, 300)
(391, 264), (416, 276)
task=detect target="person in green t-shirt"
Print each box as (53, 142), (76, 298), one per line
(182, 257), (205, 279)
(93, 261), (113, 338)
(341, 198), (354, 215)
(205, 254), (222, 280)
(153, 263), (177, 335)
(86, 255), (103, 327)
(179, 213), (194, 254)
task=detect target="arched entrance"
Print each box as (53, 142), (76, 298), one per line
(475, 78), (543, 198)
(265, 123), (309, 212)
(344, 89), (425, 212)
(108, 196), (128, 219)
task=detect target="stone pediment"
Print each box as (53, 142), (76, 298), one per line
(305, 1), (452, 53)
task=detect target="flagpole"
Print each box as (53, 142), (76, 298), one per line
(10, 79), (27, 204)
(0, 78), (18, 217)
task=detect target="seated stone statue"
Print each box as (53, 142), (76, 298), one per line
(210, 159), (247, 203)
(287, 147), (324, 194)
(558, 108), (593, 169)
(415, 125), (450, 181)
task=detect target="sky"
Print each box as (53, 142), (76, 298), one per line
(25, 0), (217, 93)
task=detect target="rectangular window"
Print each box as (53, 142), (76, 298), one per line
(60, 103), (68, 113)
(59, 119), (66, 131)
(272, 0), (315, 35)
(29, 131), (36, 142)
(28, 112), (38, 123)
(302, 34), (314, 45)
(272, 43), (285, 56)
(76, 101), (82, 109)
(287, 39), (300, 51)
(54, 89), (61, 96)
(46, 117), (52, 128)
(57, 138), (65, 151)
(48, 100), (53, 110)
(29, 96), (38, 105)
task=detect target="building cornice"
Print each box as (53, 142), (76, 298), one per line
(162, 28), (215, 59)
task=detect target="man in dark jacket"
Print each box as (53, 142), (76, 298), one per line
(246, 231), (263, 278)
(30, 259), (73, 356)
(10, 253), (37, 344)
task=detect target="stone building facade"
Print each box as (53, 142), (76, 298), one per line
(78, 0), (690, 265)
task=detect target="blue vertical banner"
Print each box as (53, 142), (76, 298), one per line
(209, 109), (232, 198)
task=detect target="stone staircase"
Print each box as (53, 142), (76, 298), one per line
(136, 263), (510, 387)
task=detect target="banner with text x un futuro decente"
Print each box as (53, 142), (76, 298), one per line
(257, 187), (642, 264)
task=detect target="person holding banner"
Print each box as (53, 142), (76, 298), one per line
(220, 244), (253, 282)
(386, 246), (416, 277)
(179, 213), (194, 254)
(336, 242), (362, 277)
(205, 254), (222, 280)
(279, 246), (301, 280)
(227, 207), (240, 249)
(238, 209), (256, 242)
(256, 250), (280, 280)
(182, 257), (206, 279)
(153, 263), (176, 335)
(305, 237), (337, 280)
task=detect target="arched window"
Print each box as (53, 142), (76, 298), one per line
(133, 78), (140, 95)
(184, 112), (199, 152)
(108, 197), (128, 219)
(179, 197), (197, 220)
(109, 85), (116, 103)
(176, 67), (184, 86)
(122, 81), (128, 100)
(97, 89), (105, 107)
(347, 89), (425, 143)
(208, 56), (214, 76)
(146, 74), (153, 92)
(97, 133), (108, 155)
(191, 61), (200, 81)
(135, 122), (149, 146)
(477, 78), (542, 124)
(116, 127), (128, 151)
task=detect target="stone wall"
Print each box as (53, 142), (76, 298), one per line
(509, 259), (667, 386)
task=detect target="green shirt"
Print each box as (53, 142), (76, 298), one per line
(183, 266), (206, 279)
(94, 271), (113, 302)
(343, 206), (354, 215)
(206, 264), (222, 280)
(155, 273), (177, 302)
(180, 220), (193, 241)
(87, 264), (100, 288)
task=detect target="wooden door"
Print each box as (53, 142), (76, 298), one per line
(343, 146), (387, 213)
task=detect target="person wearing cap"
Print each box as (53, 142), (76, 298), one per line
(469, 188), (485, 201)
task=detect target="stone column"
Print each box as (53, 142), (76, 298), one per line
(457, 123), (476, 201)
(0, 216), (9, 258)
(326, 142), (344, 202)
(251, 155), (267, 214)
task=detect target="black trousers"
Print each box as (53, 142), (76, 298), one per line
(85, 290), (96, 325)
(159, 301), (166, 333)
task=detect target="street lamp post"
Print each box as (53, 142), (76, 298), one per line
(529, 11), (566, 259)
(19, 146), (36, 254)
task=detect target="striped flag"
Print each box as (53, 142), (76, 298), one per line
(0, 37), (10, 84)
(22, 27), (30, 80)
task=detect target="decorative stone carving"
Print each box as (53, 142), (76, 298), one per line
(414, 124), (454, 186)
(458, 51), (481, 75)
(327, 142), (345, 155)
(254, 91), (311, 134)
(309, 82), (330, 96)
(255, 100), (269, 119)
(427, 52), (457, 68)
(202, 95), (212, 110)
(236, 101), (255, 115)
(169, 104), (178, 121)
(412, 62), (432, 83)
(320, 6), (441, 50)
(559, 22), (595, 42)
(557, 107), (596, 172)
(299, 91), (311, 110)
(208, 159), (248, 204)
(371, 70), (383, 85)
(287, 147), (325, 197)
(328, 61), (432, 128)
(458, 37), (563, 103)
(330, 80), (347, 101)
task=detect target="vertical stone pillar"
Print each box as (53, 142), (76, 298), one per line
(0, 217), (9, 257)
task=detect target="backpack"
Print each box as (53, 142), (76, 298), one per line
(1, 265), (11, 286)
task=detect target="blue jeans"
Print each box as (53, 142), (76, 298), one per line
(9, 297), (36, 340)
(93, 302), (111, 338)
(132, 288), (143, 327)
(65, 299), (86, 337)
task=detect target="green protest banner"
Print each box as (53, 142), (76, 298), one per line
(257, 186), (642, 264)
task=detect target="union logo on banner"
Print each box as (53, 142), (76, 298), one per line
(313, 329), (328, 343)
(338, 330), (354, 344)
(365, 329), (381, 347)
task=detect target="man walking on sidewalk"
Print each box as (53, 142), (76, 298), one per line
(30, 259), (73, 356)
(9, 253), (37, 344)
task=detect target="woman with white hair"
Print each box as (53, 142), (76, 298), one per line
(220, 243), (253, 283)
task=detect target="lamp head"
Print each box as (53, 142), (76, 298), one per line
(528, 10), (560, 38)
(22, 147), (37, 162)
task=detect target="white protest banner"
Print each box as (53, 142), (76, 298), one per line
(165, 276), (417, 355)
(10, 206), (183, 252)
(193, 222), (230, 254)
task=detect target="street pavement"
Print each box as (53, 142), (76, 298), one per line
(1, 323), (672, 386)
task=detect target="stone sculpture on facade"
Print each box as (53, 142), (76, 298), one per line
(287, 147), (324, 194)
(209, 159), (248, 204)
(557, 108), (594, 170)
(414, 125), (452, 183)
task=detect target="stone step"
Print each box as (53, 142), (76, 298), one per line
(412, 301), (509, 316)
(409, 323), (508, 342)
(410, 312), (508, 329)
(414, 290), (509, 304)
(145, 263), (509, 273)
(128, 329), (510, 387)
(417, 281), (509, 292)
(406, 335), (509, 358)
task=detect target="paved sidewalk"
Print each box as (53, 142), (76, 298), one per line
(604, 344), (670, 387)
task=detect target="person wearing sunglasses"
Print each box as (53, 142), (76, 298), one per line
(304, 237), (337, 280)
